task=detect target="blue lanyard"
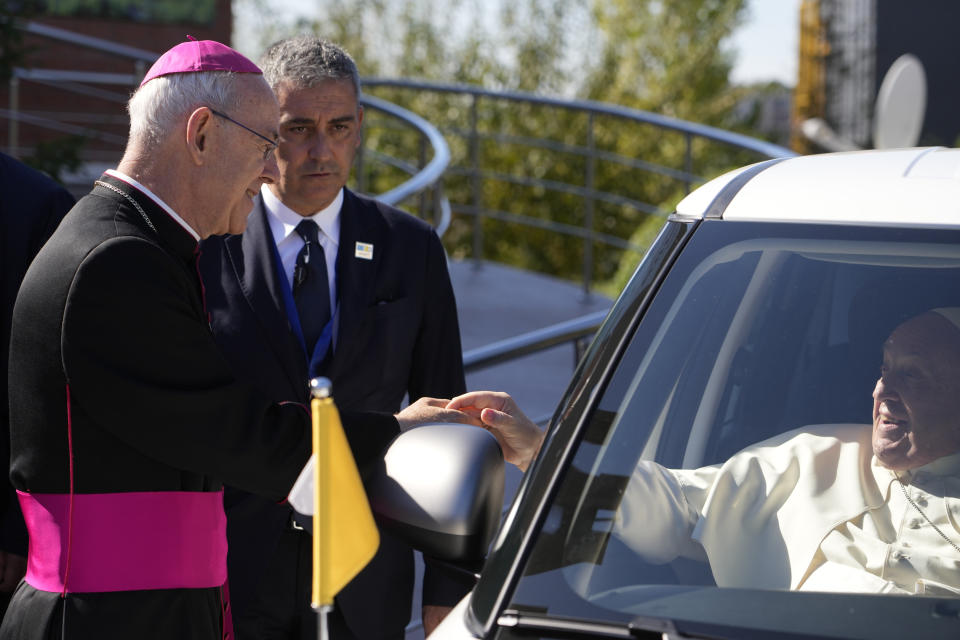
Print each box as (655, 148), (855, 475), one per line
(269, 237), (336, 374)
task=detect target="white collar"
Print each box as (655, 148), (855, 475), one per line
(260, 185), (342, 246)
(104, 169), (200, 241)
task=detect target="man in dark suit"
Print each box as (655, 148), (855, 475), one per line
(199, 36), (468, 639)
(0, 153), (74, 619)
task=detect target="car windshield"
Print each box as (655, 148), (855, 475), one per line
(507, 220), (960, 637)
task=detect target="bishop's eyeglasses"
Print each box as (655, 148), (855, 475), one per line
(209, 108), (278, 160)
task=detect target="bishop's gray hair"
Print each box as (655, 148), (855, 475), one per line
(259, 36), (361, 97)
(127, 71), (245, 148)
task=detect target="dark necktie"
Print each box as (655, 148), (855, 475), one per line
(292, 219), (331, 355)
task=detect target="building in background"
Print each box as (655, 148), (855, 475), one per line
(1, 0), (231, 192)
(793, 0), (960, 153)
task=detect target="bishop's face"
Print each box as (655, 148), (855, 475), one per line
(872, 312), (960, 470)
(209, 75), (280, 235)
(268, 79), (363, 216)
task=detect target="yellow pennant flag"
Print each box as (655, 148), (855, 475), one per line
(311, 389), (379, 609)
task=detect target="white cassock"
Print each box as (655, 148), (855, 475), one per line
(615, 423), (960, 596)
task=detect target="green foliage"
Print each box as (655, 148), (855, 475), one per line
(586, 0), (745, 119)
(23, 135), (85, 185)
(252, 0), (772, 294)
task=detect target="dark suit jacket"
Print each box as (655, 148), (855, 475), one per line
(0, 154), (74, 558)
(199, 189), (467, 638)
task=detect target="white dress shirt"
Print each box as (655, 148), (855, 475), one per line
(260, 185), (341, 345)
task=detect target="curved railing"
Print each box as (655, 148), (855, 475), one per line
(462, 310), (607, 374)
(357, 93), (452, 235)
(360, 78), (797, 296)
(365, 78), (793, 160)
(2, 20), (451, 214)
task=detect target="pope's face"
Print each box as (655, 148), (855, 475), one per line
(212, 76), (280, 235)
(268, 79), (363, 216)
(872, 312), (960, 470)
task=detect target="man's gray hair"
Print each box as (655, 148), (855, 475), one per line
(259, 35), (360, 97)
(127, 71), (244, 148)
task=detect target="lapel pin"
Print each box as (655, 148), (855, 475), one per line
(355, 242), (374, 260)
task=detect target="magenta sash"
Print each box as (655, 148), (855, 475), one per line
(18, 489), (227, 593)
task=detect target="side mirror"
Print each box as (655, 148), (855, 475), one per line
(368, 424), (504, 566)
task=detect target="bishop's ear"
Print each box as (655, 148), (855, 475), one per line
(185, 107), (214, 165)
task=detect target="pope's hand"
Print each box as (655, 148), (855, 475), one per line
(446, 391), (544, 471)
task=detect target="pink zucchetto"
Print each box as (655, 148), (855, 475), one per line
(140, 37), (262, 87)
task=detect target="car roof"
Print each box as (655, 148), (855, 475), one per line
(675, 147), (960, 228)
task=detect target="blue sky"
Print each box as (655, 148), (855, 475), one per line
(730, 0), (801, 85)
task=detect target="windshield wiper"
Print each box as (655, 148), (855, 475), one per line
(500, 590), (960, 639)
(497, 610), (677, 639)
(497, 609), (846, 640)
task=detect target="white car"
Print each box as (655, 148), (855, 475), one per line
(381, 148), (960, 640)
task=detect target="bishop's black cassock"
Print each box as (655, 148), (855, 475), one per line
(1, 175), (398, 639)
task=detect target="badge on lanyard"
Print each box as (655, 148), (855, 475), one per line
(355, 242), (374, 260)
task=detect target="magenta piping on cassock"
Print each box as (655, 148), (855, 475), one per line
(194, 244), (213, 328)
(18, 489), (228, 593)
(63, 383), (75, 597)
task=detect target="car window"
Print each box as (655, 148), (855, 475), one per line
(507, 220), (960, 634)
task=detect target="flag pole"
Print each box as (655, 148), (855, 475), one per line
(310, 377), (332, 640)
(305, 376), (379, 640)
(318, 605), (331, 640)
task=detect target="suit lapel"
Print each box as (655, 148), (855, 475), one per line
(327, 190), (384, 379)
(233, 198), (309, 394)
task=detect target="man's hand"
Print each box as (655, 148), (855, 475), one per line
(395, 397), (483, 431)
(422, 604), (453, 637)
(0, 550), (26, 593)
(446, 391), (544, 471)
